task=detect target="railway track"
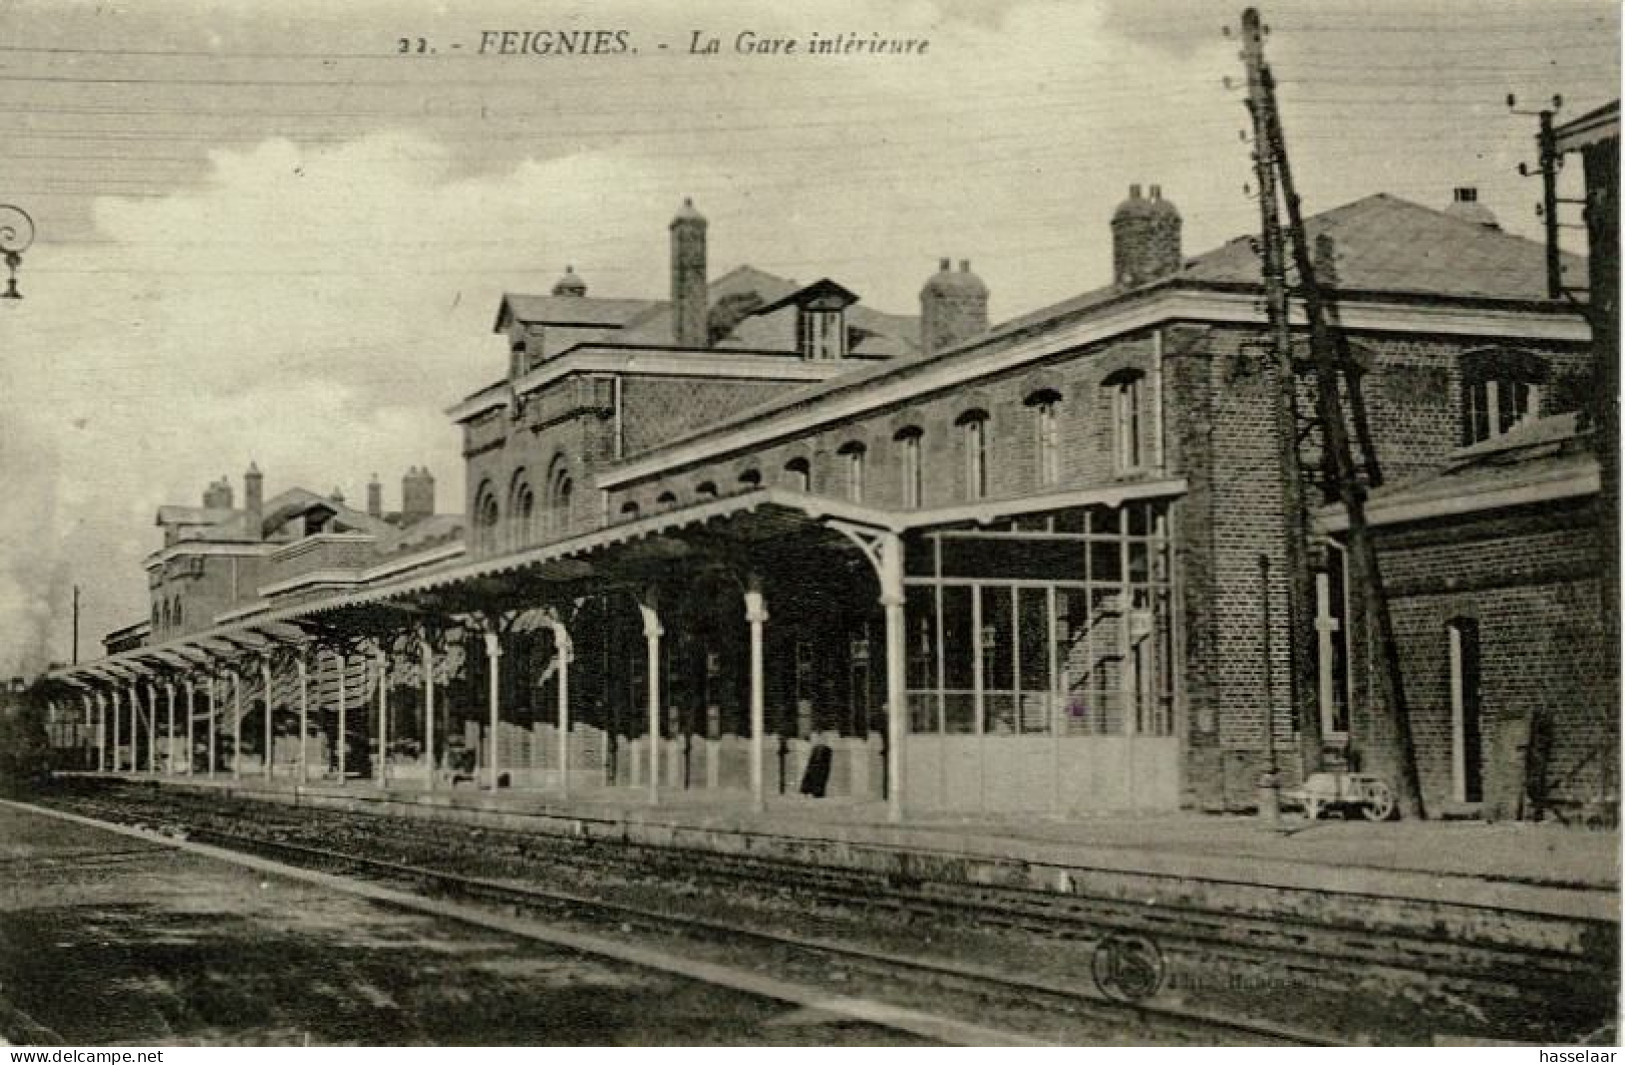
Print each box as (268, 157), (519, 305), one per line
(37, 780), (1619, 1044)
(22, 790), (1315, 1046)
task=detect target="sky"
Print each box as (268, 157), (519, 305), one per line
(0, 0), (1616, 675)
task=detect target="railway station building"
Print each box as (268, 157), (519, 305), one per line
(45, 183), (1605, 820)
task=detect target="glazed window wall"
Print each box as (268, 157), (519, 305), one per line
(904, 502), (1174, 738)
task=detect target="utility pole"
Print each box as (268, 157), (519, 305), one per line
(1241, 8), (1320, 780)
(1243, 6), (1425, 818)
(71, 585), (80, 666)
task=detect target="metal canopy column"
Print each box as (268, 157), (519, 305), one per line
(880, 532), (907, 824)
(744, 577), (769, 813)
(95, 692), (107, 772)
(637, 594), (662, 805)
(145, 681), (157, 775)
(831, 521), (908, 823)
(261, 655), (273, 780)
(334, 650), (348, 784)
(231, 670), (242, 779)
(164, 682), (176, 775)
(376, 644), (389, 789)
(419, 631), (436, 791)
(483, 628), (501, 791)
(297, 652), (309, 784)
(544, 614), (573, 799)
(208, 675), (218, 777)
(185, 679), (196, 775)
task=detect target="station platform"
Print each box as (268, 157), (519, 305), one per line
(77, 771), (1620, 928)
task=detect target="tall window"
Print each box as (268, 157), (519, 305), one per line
(550, 473), (573, 534)
(1027, 389), (1062, 487)
(838, 442), (867, 503)
(895, 426), (923, 509)
(1108, 371), (1144, 474)
(1448, 618), (1483, 803)
(172, 597), (182, 631)
(957, 410), (989, 501)
(475, 482), (500, 550)
(1462, 348), (1545, 445)
(784, 457), (811, 493)
(509, 476), (535, 548)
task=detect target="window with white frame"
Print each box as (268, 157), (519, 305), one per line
(838, 442), (866, 503)
(895, 426), (923, 509)
(1107, 371), (1144, 474)
(1461, 348), (1546, 445)
(957, 410), (989, 501)
(1027, 389), (1062, 487)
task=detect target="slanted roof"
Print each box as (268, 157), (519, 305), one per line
(1320, 414), (1598, 532)
(605, 194), (1586, 482)
(1180, 193), (1582, 302)
(753, 277), (860, 316)
(493, 293), (655, 333)
(155, 505), (237, 527)
(1554, 99), (1620, 154)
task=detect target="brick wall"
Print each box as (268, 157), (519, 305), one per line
(608, 332), (1160, 514)
(1354, 499), (1610, 815)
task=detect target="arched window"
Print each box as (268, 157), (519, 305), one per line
(172, 597), (182, 631)
(1461, 348), (1546, 445)
(1104, 370), (1145, 474)
(695, 480), (719, 501)
(1026, 389), (1062, 488)
(738, 469), (762, 491)
(894, 426), (923, 509)
(474, 481), (500, 550)
(160, 599), (171, 631)
(784, 457), (811, 493)
(508, 470), (534, 549)
(837, 442), (867, 503)
(656, 490), (678, 510)
(955, 409), (990, 501)
(620, 500), (642, 521)
(550, 470), (574, 535)
(152, 601), (160, 629)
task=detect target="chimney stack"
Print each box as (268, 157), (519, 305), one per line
(919, 257), (989, 356)
(202, 476), (233, 510)
(367, 473), (383, 519)
(1112, 183), (1183, 288)
(401, 466), (435, 526)
(244, 462), (264, 539)
(670, 198), (708, 347)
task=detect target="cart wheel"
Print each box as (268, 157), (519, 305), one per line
(1302, 796), (1322, 821)
(1362, 781), (1395, 821)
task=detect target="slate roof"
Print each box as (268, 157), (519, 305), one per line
(494, 294), (655, 332)
(496, 264), (921, 356)
(615, 194), (1587, 472)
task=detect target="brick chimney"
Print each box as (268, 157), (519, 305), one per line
(244, 462), (263, 539)
(1446, 186), (1499, 229)
(366, 473), (382, 519)
(920, 257), (990, 356)
(401, 466), (435, 526)
(1112, 184), (1182, 288)
(670, 198), (708, 347)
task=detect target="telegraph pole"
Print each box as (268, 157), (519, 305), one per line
(1243, 6), (1425, 818)
(1241, 8), (1320, 781)
(72, 584), (80, 665)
